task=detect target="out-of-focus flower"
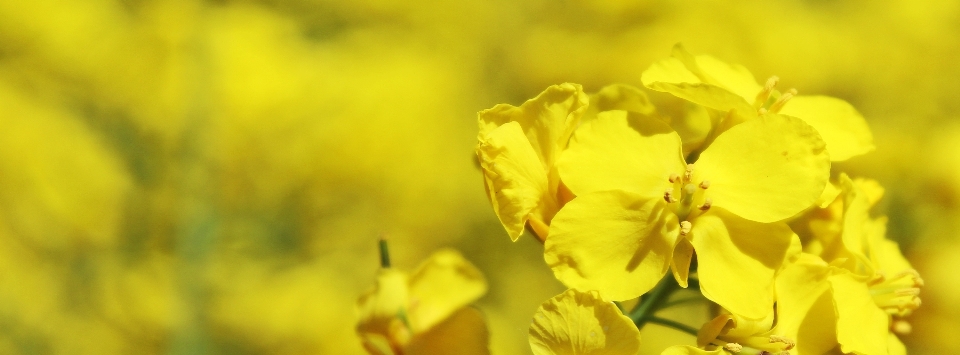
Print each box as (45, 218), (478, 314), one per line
(476, 83), (588, 241)
(356, 248), (490, 355)
(641, 44), (874, 162)
(546, 110), (828, 318)
(528, 289), (640, 355)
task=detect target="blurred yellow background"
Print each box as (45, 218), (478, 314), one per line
(0, 0), (957, 354)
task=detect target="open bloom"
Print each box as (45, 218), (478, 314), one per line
(546, 109), (829, 318)
(477, 83), (588, 241)
(529, 289), (641, 355)
(641, 44), (874, 161)
(356, 249), (489, 355)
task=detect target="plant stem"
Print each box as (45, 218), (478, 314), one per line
(628, 275), (678, 327)
(647, 316), (699, 336)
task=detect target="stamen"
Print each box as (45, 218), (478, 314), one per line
(723, 343), (743, 352)
(892, 320), (912, 335)
(768, 89), (796, 114)
(680, 221), (692, 235)
(769, 335), (795, 350)
(698, 198), (713, 211)
(699, 180), (711, 189)
(684, 164), (695, 181)
(664, 189), (677, 203)
(669, 173), (680, 183)
(755, 76), (780, 107)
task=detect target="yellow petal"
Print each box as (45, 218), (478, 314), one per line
(887, 333), (907, 355)
(545, 191), (679, 301)
(671, 238), (694, 288)
(357, 269), (410, 336)
(829, 272), (889, 355)
(478, 83), (588, 168)
(691, 54), (763, 105)
(558, 110), (685, 198)
(661, 345), (724, 355)
(778, 96), (874, 161)
(775, 254), (838, 355)
(407, 249), (488, 332)
(816, 179), (842, 208)
(478, 121), (550, 241)
(689, 209), (793, 319)
(585, 83), (657, 122)
(407, 307), (490, 355)
(838, 174), (872, 269)
(695, 113), (830, 223)
(529, 289), (641, 355)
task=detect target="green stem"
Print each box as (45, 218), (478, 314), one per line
(660, 296), (705, 310)
(379, 237), (391, 268)
(647, 316), (699, 336)
(629, 275), (678, 327)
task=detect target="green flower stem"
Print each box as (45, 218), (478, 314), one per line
(628, 275), (679, 327)
(660, 296), (705, 310)
(379, 237), (391, 268)
(647, 316), (699, 336)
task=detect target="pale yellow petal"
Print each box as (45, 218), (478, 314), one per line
(407, 249), (488, 332)
(695, 113), (829, 223)
(545, 191), (679, 301)
(529, 289), (641, 355)
(775, 254), (838, 355)
(692, 54), (763, 104)
(689, 209), (793, 319)
(778, 96), (874, 161)
(558, 110), (685, 198)
(838, 174), (872, 269)
(478, 83), (588, 168)
(829, 273), (889, 355)
(407, 307), (490, 355)
(478, 121), (550, 241)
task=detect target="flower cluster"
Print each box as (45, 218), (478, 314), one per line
(474, 45), (921, 355)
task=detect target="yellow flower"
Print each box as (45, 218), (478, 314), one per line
(546, 109), (829, 319)
(477, 83), (589, 241)
(529, 289), (641, 355)
(641, 44), (874, 161)
(356, 249), (489, 355)
(662, 310), (795, 355)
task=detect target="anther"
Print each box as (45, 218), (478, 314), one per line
(755, 76), (780, 105)
(769, 335), (796, 350)
(699, 180), (710, 189)
(768, 90), (796, 113)
(669, 173), (680, 183)
(664, 189), (677, 203)
(679, 221), (692, 235)
(698, 198), (713, 211)
(684, 164), (695, 181)
(892, 320), (912, 335)
(723, 343), (743, 352)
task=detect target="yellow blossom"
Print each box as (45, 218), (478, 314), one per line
(529, 289), (641, 355)
(546, 109), (829, 319)
(356, 249), (489, 355)
(477, 83), (589, 241)
(641, 44), (874, 162)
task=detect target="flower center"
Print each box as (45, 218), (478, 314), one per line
(754, 76), (796, 115)
(868, 269), (923, 317)
(664, 164), (711, 231)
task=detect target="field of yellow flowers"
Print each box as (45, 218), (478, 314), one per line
(1, 1), (958, 354)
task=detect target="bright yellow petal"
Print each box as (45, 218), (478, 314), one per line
(671, 238), (694, 288)
(407, 307), (490, 355)
(829, 273), (889, 355)
(778, 96), (874, 161)
(838, 174), (872, 270)
(660, 345), (723, 355)
(689, 209), (793, 319)
(695, 113), (829, 223)
(529, 289), (641, 355)
(545, 191), (679, 301)
(357, 269), (411, 343)
(775, 254), (838, 355)
(558, 110), (685, 198)
(407, 249), (488, 332)
(478, 121), (550, 241)
(887, 333), (907, 355)
(692, 54), (763, 104)
(478, 83), (588, 168)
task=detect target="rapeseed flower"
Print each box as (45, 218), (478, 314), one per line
(477, 83), (589, 241)
(356, 248), (489, 355)
(546, 109), (829, 319)
(641, 45), (874, 162)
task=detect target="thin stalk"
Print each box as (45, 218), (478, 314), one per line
(379, 237), (391, 268)
(629, 275), (679, 327)
(647, 316), (699, 336)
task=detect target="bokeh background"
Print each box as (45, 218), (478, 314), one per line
(0, 0), (958, 354)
